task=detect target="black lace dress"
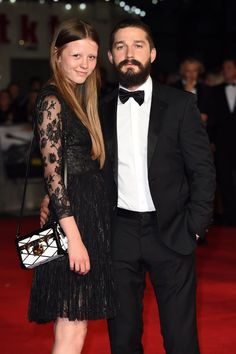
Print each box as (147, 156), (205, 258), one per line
(28, 85), (116, 323)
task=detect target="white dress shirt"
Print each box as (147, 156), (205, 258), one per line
(182, 80), (197, 94)
(225, 83), (236, 112)
(117, 76), (155, 212)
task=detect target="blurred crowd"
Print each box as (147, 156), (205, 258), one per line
(168, 57), (236, 227)
(1, 58), (236, 226)
(0, 76), (42, 126)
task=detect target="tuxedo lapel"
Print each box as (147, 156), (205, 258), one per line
(222, 84), (233, 114)
(148, 82), (168, 168)
(102, 90), (118, 185)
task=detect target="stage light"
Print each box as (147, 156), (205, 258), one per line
(79, 3), (86, 10)
(116, 0), (146, 17)
(65, 3), (72, 10)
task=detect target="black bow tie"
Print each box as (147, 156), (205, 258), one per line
(226, 82), (236, 87)
(119, 88), (145, 106)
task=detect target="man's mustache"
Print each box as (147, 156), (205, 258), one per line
(117, 59), (143, 70)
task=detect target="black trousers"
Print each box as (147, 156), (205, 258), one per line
(108, 210), (200, 354)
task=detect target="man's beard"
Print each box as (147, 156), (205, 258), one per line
(114, 59), (151, 88)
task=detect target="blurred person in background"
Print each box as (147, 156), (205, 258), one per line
(28, 76), (43, 91)
(208, 58), (236, 226)
(204, 69), (224, 87)
(0, 89), (14, 125)
(23, 89), (39, 123)
(173, 57), (211, 125)
(20, 76), (43, 121)
(7, 81), (25, 122)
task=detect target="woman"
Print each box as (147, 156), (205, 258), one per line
(28, 18), (116, 353)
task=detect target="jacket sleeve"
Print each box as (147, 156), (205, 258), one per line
(180, 94), (216, 237)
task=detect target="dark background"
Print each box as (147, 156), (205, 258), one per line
(57, 0), (236, 73)
(3, 0), (236, 85)
(12, 0), (236, 71)
(110, 0), (236, 75)
(145, 0), (236, 72)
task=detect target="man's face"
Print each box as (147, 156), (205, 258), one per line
(222, 60), (236, 82)
(108, 27), (156, 89)
(181, 62), (200, 82)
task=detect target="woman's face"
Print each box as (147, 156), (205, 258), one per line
(57, 38), (98, 84)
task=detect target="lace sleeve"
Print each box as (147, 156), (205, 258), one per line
(35, 94), (73, 220)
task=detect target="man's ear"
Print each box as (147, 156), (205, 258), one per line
(108, 50), (114, 64)
(150, 48), (157, 63)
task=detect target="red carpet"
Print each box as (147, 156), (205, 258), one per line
(0, 217), (235, 353)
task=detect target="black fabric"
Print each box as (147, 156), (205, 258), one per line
(108, 214), (200, 354)
(172, 81), (211, 115)
(225, 82), (236, 86)
(100, 82), (216, 255)
(119, 88), (144, 106)
(99, 81), (214, 353)
(117, 207), (156, 220)
(207, 83), (236, 225)
(28, 85), (116, 322)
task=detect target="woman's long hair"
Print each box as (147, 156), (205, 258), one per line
(50, 18), (105, 167)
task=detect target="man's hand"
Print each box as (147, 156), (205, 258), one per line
(40, 194), (50, 227)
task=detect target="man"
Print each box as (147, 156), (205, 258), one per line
(41, 19), (215, 354)
(100, 19), (215, 354)
(173, 57), (210, 124)
(208, 58), (236, 226)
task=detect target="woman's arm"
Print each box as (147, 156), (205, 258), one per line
(36, 94), (90, 274)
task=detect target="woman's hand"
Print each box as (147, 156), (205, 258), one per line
(59, 216), (90, 275)
(67, 236), (90, 275)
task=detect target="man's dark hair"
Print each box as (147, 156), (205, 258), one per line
(223, 57), (236, 67)
(109, 18), (155, 50)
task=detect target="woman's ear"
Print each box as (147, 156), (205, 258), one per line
(54, 47), (61, 63)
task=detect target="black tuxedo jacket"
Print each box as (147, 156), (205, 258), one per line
(173, 80), (211, 115)
(100, 81), (215, 255)
(207, 83), (236, 151)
